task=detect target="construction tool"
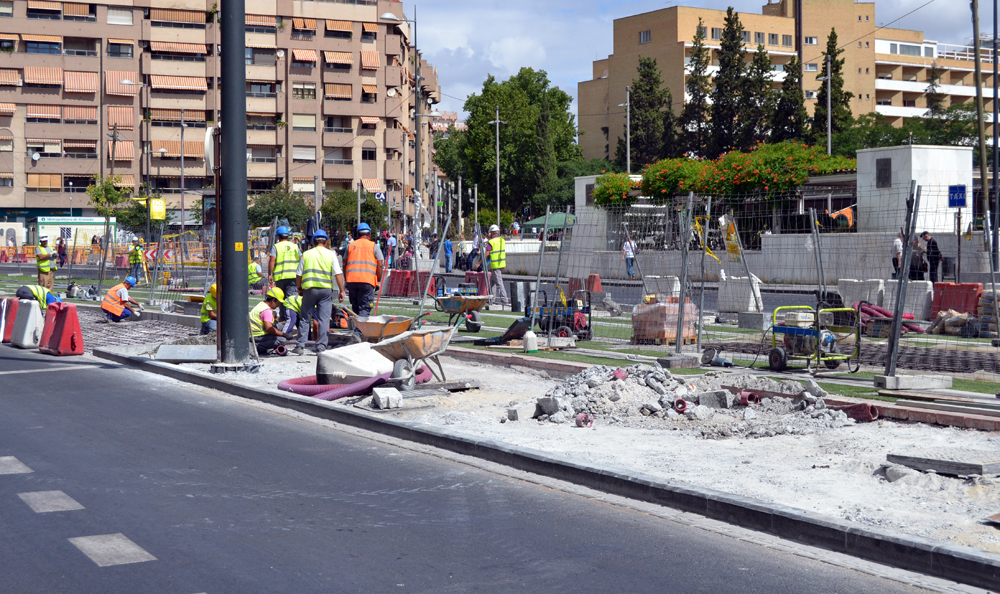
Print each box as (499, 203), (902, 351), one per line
(472, 317), (532, 346)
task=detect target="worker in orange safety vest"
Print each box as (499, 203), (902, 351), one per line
(343, 222), (384, 317)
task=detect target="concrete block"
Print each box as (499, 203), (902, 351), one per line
(874, 375), (953, 390)
(656, 354), (700, 369)
(510, 282), (526, 313)
(718, 276), (762, 313)
(507, 404), (539, 421)
(10, 299), (43, 349)
(883, 280), (934, 321)
(536, 397), (561, 415)
(371, 387), (403, 409)
(645, 275), (680, 298)
(738, 311), (767, 331)
(697, 390), (735, 409)
(837, 279), (885, 308)
(154, 345), (217, 363)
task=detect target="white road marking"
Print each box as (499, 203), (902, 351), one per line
(0, 365), (100, 377)
(68, 534), (157, 567)
(18, 490), (85, 513)
(0, 456), (33, 474)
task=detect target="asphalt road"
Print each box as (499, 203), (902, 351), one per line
(0, 347), (934, 593)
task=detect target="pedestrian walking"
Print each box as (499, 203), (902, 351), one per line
(622, 237), (637, 280)
(344, 223), (384, 317)
(293, 230), (345, 355)
(443, 235), (454, 273)
(56, 237), (67, 267)
(386, 232), (397, 269)
(35, 235), (56, 290)
(921, 231), (942, 283)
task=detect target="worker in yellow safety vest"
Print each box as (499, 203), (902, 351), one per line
(293, 229), (345, 355)
(482, 224), (509, 305)
(101, 275), (143, 322)
(268, 225), (301, 320)
(344, 222), (384, 317)
(200, 283), (217, 335)
(35, 236), (56, 290)
(15, 285), (61, 307)
(248, 259), (264, 290)
(128, 238), (144, 283)
(249, 286), (287, 355)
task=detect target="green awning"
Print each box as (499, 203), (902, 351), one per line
(524, 212), (575, 228)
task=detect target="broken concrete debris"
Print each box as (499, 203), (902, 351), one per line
(371, 387), (403, 410)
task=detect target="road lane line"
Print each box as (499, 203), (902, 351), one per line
(18, 490), (85, 513)
(0, 366), (101, 376)
(0, 456), (33, 474)
(68, 534), (157, 567)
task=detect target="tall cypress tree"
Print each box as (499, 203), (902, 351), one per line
(738, 44), (775, 149)
(709, 7), (746, 157)
(532, 95), (558, 199)
(680, 18), (711, 158)
(812, 28), (853, 142)
(922, 64), (948, 144)
(771, 56), (809, 142)
(614, 56), (669, 169)
(662, 87), (678, 159)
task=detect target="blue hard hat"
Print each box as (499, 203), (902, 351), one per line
(357, 223), (371, 233)
(313, 229), (328, 240)
(124, 276), (137, 286)
(276, 225), (290, 236)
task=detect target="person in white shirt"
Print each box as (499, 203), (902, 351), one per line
(622, 239), (637, 280)
(892, 231), (904, 279)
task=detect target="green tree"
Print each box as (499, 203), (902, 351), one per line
(432, 125), (469, 181)
(771, 56), (809, 142)
(738, 44), (775, 149)
(533, 158), (619, 211)
(679, 19), (712, 158)
(615, 56), (670, 170)
(709, 7), (746, 157)
(532, 94), (559, 204)
(247, 183), (313, 229)
(319, 187), (385, 235)
(812, 28), (854, 142)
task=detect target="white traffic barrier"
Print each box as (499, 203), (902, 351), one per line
(884, 280), (934, 321)
(837, 279), (885, 308)
(718, 276), (763, 313)
(10, 299), (44, 349)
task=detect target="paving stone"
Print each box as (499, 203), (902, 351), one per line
(371, 387), (403, 409)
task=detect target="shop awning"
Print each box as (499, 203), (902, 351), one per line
(0, 103), (15, 116)
(26, 104), (60, 118)
(151, 140), (204, 158)
(291, 18), (316, 30)
(63, 139), (96, 149)
(292, 48), (317, 62)
(149, 41), (207, 54)
(360, 50), (381, 70)
(362, 178), (382, 192)
(62, 3), (90, 16)
(0, 69), (20, 86)
(150, 75), (207, 91)
(362, 23), (378, 33)
(114, 174), (136, 188)
(150, 108), (206, 121)
(326, 20), (352, 32)
(27, 1), (60, 10)
(324, 83), (351, 99)
(62, 105), (96, 120)
(107, 105), (133, 130)
(149, 8), (203, 23)
(64, 70), (97, 92)
(108, 38), (133, 44)
(323, 51), (353, 65)
(24, 66), (62, 85)
(105, 71), (139, 95)
(246, 14), (275, 27)
(108, 140), (134, 160)
(20, 34), (60, 42)
(360, 116), (380, 125)
(361, 84), (378, 94)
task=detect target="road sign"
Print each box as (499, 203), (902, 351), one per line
(144, 248), (157, 261)
(949, 185), (967, 208)
(150, 198), (166, 220)
(375, 192), (386, 203)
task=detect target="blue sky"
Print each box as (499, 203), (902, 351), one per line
(413, 0), (984, 119)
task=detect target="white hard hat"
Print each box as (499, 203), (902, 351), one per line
(39, 235), (48, 241)
(489, 224), (500, 233)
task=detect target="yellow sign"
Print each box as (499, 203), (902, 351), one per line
(150, 198), (166, 220)
(235, 242), (244, 252)
(722, 217), (742, 264)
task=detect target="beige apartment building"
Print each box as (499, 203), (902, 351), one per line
(579, 0), (996, 161)
(0, 0), (441, 228)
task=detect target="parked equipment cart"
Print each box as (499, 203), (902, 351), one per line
(434, 294), (490, 332)
(525, 289), (593, 340)
(768, 305), (860, 372)
(372, 323), (460, 389)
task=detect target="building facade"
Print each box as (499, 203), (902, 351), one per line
(579, 0), (995, 161)
(0, 0), (441, 229)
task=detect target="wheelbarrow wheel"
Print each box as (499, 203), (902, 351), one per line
(391, 359), (416, 391)
(578, 328), (594, 341)
(768, 347), (787, 371)
(465, 310), (483, 333)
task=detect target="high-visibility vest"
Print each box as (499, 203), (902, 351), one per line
(345, 238), (378, 286)
(284, 295), (302, 314)
(488, 237), (506, 270)
(272, 241), (301, 282)
(249, 301), (271, 338)
(200, 292), (216, 323)
(129, 246), (143, 265)
(300, 246), (335, 290)
(36, 246), (55, 272)
(248, 263), (262, 285)
(102, 283), (127, 316)
(27, 285), (51, 305)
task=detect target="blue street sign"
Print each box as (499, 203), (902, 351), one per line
(948, 185), (966, 208)
(375, 192), (387, 203)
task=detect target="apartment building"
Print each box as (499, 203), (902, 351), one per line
(0, 0), (442, 228)
(579, 0), (994, 161)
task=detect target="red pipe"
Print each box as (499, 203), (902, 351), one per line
(673, 399), (688, 413)
(277, 365), (433, 402)
(826, 403), (879, 422)
(737, 390), (761, 406)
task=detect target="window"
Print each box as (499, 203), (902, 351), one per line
(107, 7), (132, 25)
(858, 15), (862, 21)
(866, 94), (870, 100)
(865, 41), (869, 48)
(0, 138), (11, 152)
(755, 32), (765, 44)
(244, 48), (252, 66)
(248, 82), (276, 97)
(107, 42), (132, 58)
(292, 145), (315, 163)
(27, 5), (60, 19)
(639, 30), (651, 44)
(324, 148), (351, 164)
(898, 44), (921, 57)
(877, 98), (891, 106)
(741, 31), (751, 43)
(0, 177), (10, 187)
(876, 158), (892, 188)
(292, 114), (315, 131)
(63, 3), (94, 21)
(782, 34), (792, 47)
(711, 28), (722, 40)
(889, 43), (898, 54)
(804, 36), (818, 45)
(769, 33), (778, 45)
(27, 42), (60, 55)
(805, 63), (818, 72)
(292, 179), (315, 194)
(697, 26), (706, 39)
(292, 59), (313, 68)
(805, 90), (817, 99)
(0, 38), (13, 52)
(866, 15), (869, 21)
(866, 68), (869, 74)
(26, 139), (61, 157)
(27, 173), (60, 191)
(362, 147), (376, 161)
(245, 48), (275, 66)
(924, 47), (934, 57)
(858, 68), (862, 73)
(292, 82), (316, 100)
(325, 116), (350, 132)
(246, 114), (276, 130)
(858, 42), (862, 48)
(772, 64), (785, 72)
(0, 1), (11, 17)
(326, 30), (351, 40)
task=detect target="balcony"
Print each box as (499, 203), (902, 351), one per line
(248, 161), (277, 178)
(384, 159), (403, 181)
(323, 160), (354, 179)
(384, 128), (403, 151)
(323, 128), (353, 147)
(247, 129), (277, 145)
(246, 95), (278, 112)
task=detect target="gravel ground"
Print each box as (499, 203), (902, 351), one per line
(76, 306), (198, 353)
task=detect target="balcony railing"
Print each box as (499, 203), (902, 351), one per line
(324, 127), (352, 133)
(246, 92), (277, 98)
(324, 158), (353, 165)
(247, 124), (277, 130)
(63, 49), (97, 57)
(152, 54), (206, 62)
(64, 153), (97, 159)
(248, 157), (277, 163)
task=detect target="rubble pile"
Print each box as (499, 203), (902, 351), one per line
(529, 366), (857, 439)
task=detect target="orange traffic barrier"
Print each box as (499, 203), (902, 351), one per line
(38, 302), (84, 356)
(2, 297), (18, 343)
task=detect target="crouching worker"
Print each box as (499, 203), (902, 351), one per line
(15, 285), (62, 307)
(200, 284), (218, 335)
(281, 293), (320, 342)
(250, 286), (287, 355)
(101, 276), (142, 322)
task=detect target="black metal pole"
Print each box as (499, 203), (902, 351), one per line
(219, 0), (250, 363)
(886, 182), (920, 378)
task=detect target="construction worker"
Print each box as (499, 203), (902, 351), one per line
(35, 236), (56, 290)
(482, 224), (509, 305)
(248, 258), (264, 290)
(250, 286), (287, 355)
(15, 285), (61, 307)
(281, 293), (322, 340)
(128, 238), (144, 283)
(294, 230), (345, 355)
(101, 276), (143, 322)
(200, 283), (217, 335)
(344, 222), (384, 317)
(269, 225), (301, 319)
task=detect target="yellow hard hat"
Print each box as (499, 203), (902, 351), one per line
(209, 283), (217, 299)
(266, 286), (285, 302)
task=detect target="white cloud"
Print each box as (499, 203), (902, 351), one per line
(486, 37), (547, 74)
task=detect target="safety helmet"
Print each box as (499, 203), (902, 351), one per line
(209, 283), (217, 299)
(124, 276), (137, 286)
(489, 224), (500, 233)
(266, 286), (285, 302)
(357, 223), (371, 234)
(313, 229), (328, 240)
(276, 225), (290, 236)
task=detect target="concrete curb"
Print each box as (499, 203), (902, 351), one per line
(92, 346), (1000, 590)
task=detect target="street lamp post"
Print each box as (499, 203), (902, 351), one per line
(488, 105), (506, 228)
(618, 86), (630, 174)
